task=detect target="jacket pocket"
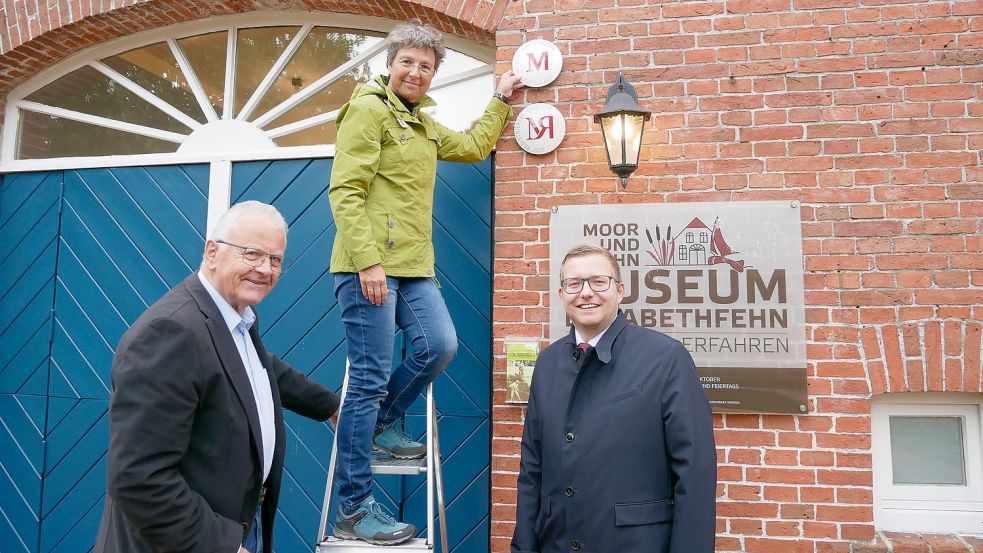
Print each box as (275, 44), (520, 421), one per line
(606, 384), (642, 405)
(384, 126), (414, 145)
(614, 499), (674, 527)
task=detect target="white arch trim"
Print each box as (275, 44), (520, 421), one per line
(1, 11), (495, 174)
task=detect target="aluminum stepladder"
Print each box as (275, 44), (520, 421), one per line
(316, 361), (449, 552)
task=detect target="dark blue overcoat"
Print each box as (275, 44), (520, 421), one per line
(512, 311), (717, 553)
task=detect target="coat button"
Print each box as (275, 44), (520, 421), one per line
(571, 540), (582, 550)
(426, 269), (433, 276)
(386, 240), (395, 248)
(399, 132), (406, 140)
(565, 487), (575, 497)
(565, 432), (575, 443)
(388, 221), (396, 228)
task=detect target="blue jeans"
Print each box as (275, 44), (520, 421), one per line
(242, 512), (262, 553)
(333, 273), (457, 512)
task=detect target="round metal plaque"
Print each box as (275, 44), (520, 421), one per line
(514, 103), (566, 155)
(512, 39), (563, 88)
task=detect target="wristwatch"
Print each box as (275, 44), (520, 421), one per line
(492, 92), (509, 104)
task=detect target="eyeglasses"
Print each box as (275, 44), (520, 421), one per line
(217, 240), (290, 274)
(396, 58), (434, 75)
(560, 275), (619, 294)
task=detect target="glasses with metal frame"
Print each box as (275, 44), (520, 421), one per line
(216, 240), (290, 274)
(395, 57), (434, 75)
(560, 275), (619, 294)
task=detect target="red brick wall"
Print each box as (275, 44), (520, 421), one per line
(489, 1), (982, 552)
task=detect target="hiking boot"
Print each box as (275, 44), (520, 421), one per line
(334, 496), (415, 545)
(373, 425), (426, 459)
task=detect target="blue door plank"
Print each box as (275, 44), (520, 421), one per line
(0, 210), (58, 307)
(262, 251), (336, 355)
(40, 400), (108, 553)
(42, 491), (104, 553)
(0, 172), (61, 262)
(0, 289), (55, 395)
(57, 200), (150, 325)
(49, 283), (113, 399)
(435, 266), (490, 360)
(435, 160), (493, 228)
(0, 239), (57, 335)
(0, 171), (60, 399)
(452, 518), (491, 553)
(61, 172), (175, 305)
(403, 416), (486, 498)
(0, 393), (45, 553)
(140, 164), (210, 228)
(432, 189), (489, 271)
(403, 419), (490, 551)
(265, 159), (328, 223)
(105, 166), (207, 270)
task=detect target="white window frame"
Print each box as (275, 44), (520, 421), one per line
(872, 392), (983, 534)
(0, 11), (494, 174)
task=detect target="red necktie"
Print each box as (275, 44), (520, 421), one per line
(578, 342), (591, 354)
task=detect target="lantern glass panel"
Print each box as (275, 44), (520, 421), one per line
(600, 113), (645, 167)
(600, 113), (624, 166)
(623, 113), (645, 166)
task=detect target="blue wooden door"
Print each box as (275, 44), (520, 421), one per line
(231, 157), (493, 553)
(0, 171), (61, 553)
(0, 165), (209, 552)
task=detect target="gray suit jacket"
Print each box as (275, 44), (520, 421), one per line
(512, 312), (716, 553)
(95, 274), (339, 553)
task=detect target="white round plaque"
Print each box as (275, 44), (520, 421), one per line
(512, 39), (563, 88)
(514, 103), (566, 155)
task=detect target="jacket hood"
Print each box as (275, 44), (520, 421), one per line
(337, 75), (437, 126)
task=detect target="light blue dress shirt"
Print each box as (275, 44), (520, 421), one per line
(197, 272), (276, 482)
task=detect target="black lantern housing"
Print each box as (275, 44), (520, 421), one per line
(594, 72), (651, 189)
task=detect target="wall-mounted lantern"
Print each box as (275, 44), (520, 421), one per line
(594, 72), (651, 189)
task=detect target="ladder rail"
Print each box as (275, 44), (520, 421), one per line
(425, 381), (434, 548)
(317, 363), (351, 543)
(432, 405), (449, 553)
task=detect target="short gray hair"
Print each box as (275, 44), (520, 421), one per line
(386, 19), (446, 70)
(208, 201), (288, 243)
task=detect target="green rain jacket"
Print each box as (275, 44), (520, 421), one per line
(328, 75), (511, 277)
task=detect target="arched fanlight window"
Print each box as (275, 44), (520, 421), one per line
(8, 20), (494, 162)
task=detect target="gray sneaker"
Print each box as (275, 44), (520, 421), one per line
(334, 496), (415, 545)
(373, 426), (426, 459)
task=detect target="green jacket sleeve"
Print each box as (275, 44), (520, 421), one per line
(328, 98), (385, 271)
(435, 97), (512, 163)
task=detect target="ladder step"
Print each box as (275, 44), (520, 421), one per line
(371, 456), (427, 475)
(317, 537), (431, 552)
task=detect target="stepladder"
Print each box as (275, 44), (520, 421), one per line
(316, 362), (449, 552)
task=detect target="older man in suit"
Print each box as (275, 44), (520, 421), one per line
(511, 243), (717, 553)
(94, 201), (339, 553)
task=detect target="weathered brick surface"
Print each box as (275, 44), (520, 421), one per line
(0, 1), (980, 552)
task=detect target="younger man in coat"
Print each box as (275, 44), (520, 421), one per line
(511, 243), (717, 553)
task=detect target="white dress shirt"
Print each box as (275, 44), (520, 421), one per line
(198, 272), (276, 481)
(575, 321), (613, 349)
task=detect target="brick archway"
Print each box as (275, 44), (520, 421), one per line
(0, 0), (510, 120)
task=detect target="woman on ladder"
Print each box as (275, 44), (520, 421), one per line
(327, 19), (522, 545)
